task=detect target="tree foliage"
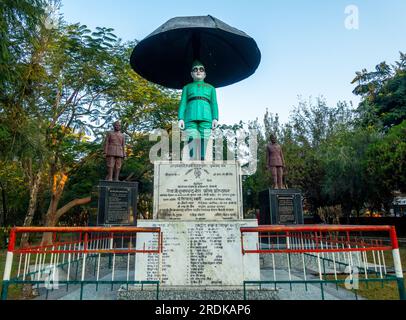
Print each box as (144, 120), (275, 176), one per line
(352, 52), (406, 129)
(0, 1), (178, 229)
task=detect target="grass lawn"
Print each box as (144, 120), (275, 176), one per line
(326, 274), (406, 300)
(325, 247), (406, 300)
(0, 249), (25, 300)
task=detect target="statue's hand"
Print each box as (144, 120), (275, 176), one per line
(178, 120), (185, 130)
(212, 119), (218, 129)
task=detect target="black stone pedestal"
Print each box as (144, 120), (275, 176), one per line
(259, 189), (303, 225)
(96, 180), (138, 226)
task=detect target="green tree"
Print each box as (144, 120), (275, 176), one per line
(281, 98), (354, 213)
(0, 0), (46, 90)
(318, 127), (378, 218)
(0, 0), (52, 236)
(365, 120), (406, 211)
(352, 52), (406, 129)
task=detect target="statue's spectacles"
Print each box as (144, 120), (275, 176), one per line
(192, 67), (205, 73)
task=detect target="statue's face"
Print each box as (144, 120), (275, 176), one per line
(191, 66), (206, 82)
(113, 122), (121, 131)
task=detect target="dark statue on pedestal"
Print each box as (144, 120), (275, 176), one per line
(104, 121), (125, 181)
(91, 121), (138, 226)
(260, 135), (304, 226)
(266, 134), (285, 189)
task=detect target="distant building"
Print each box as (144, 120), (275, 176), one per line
(393, 192), (406, 217)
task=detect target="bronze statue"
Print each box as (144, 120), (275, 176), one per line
(266, 134), (285, 189)
(104, 121), (125, 181)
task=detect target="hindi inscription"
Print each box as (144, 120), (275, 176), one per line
(153, 161), (243, 220)
(277, 196), (296, 224)
(105, 188), (130, 224)
(135, 220), (260, 287)
(97, 181), (138, 226)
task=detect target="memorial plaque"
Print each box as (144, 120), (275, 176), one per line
(97, 180), (138, 226)
(277, 196), (295, 224)
(135, 220), (260, 287)
(259, 189), (303, 225)
(106, 188), (130, 224)
(153, 161), (243, 220)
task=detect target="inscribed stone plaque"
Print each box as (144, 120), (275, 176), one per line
(153, 161), (243, 220)
(134, 220), (260, 287)
(277, 196), (295, 224)
(97, 180), (138, 226)
(259, 189), (303, 225)
(106, 188), (130, 224)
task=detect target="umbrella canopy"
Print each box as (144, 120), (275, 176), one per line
(130, 15), (261, 89)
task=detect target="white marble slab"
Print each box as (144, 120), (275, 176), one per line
(135, 220), (260, 287)
(153, 161), (243, 220)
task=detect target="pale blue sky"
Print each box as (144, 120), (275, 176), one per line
(60, 0), (406, 125)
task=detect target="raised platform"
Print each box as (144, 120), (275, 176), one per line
(259, 188), (304, 225)
(97, 180), (138, 226)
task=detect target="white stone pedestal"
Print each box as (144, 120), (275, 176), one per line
(135, 220), (260, 287)
(135, 160), (260, 288)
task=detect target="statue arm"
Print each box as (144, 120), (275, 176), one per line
(211, 87), (219, 121)
(280, 146), (285, 167)
(178, 85), (188, 121)
(265, 145), (270, 169)
(103, 133), (110, 155)
(122, 134), (126, 158)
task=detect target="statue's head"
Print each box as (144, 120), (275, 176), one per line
(190, 60), (206, 82)
(113, 121), (121, 131)
(270, 134), (277, 143)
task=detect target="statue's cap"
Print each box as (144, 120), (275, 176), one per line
(191, 60), (204, 69)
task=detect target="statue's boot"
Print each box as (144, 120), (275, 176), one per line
(113, 167), (120, 181)
(106, 167), (113, 181)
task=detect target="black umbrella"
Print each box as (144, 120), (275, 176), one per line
(130, 15), (261, 89)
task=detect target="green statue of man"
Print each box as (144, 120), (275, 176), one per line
(178, 60), (219, 160)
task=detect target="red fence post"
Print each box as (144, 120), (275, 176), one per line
(1, 228), (16, 300)
(390, 226), (405, 300)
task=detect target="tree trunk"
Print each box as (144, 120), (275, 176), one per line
(41, 172), (67, 245)
(41, 196), (91, 245)
(55, 197), (91, 220)
(20, 171), (42, 248)
(41, 193), (63, 246)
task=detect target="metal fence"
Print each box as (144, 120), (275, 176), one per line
(3, 225), (404, 300)
(240, 225), (405, 300)
(1, 227), (162, 300)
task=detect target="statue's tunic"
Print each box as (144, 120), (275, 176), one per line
(104, 131), (125, 158)
(178, 80), (219, 123)
(266, 143), (284, 167)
